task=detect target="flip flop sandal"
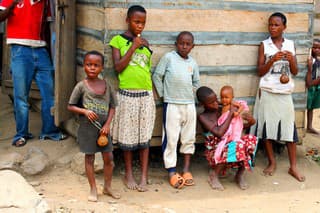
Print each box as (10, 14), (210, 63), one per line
(13, 137), (27, 147)
(169, 173), (185, 189)
(182, 172), (195, 186)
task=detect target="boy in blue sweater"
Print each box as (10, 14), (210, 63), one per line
(152, 31), (200, 189)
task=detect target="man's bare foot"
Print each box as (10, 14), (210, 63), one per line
(88, 188), (98, 202)
(235, 171), (249, 190)
(263, 163), (276, 176)
(103, 187), (121, 199)
(307, 128), (320, 135)
(123, 176), (138, 190)
(288, 168), (305, 182)
(208, 172), (224, 191)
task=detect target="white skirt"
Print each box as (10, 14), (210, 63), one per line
(250, 90), (298, 143)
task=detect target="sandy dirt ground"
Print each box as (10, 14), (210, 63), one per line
(1, 90), (320, 213)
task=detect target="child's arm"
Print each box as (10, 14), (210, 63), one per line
(100, 107), (115, 135)
(111, 36), (146, 73)
(198, 105), (236, 138)
(192, 63), (201, 92)
(306, 56), (313, 88)
(241, 112), (256, 129)
(67, 105), (98, 122)
(152, 54), (169, 98)
(306, 57), (320, 88)
(231, 102), (241, 116)
(282, 50), (298, 76)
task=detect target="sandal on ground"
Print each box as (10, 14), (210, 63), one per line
(169, 173), (185, 189)
(12, 138), (27, 147)
(182, 172), (195, 186)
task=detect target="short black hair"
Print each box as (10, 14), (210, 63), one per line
(270, 12), (287, 26)
(127, 5), (146, 18)
(314, 38), (320, 43)
(176, 31), (194, 43)
(84, 50), (104, 65)
(196, 86), (215, 103)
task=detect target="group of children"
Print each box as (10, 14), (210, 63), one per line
(67, 5), (319, 201)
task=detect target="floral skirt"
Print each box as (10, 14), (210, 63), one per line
(111, 89), (156, 151)
(204, 133), (258, 173)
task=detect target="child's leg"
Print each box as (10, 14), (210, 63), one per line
(235, 166), (248, 190)
(183, 153), (191, 173)
(137, 147), (149, 192)
(287, 142), (305, 182)
(180, 103), (196, 185)
(208, 164), (225, 191)
(123, 150), (138, 190)
(85, 154), (97, 202)
(263, 139), (276, 176)
(181, 153), (195, 186)
(102, 152), (120, 199)
(307, 109), (319, 134)
(162, 103), (181, 178)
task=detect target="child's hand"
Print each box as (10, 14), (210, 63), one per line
(229, 104), (238, 115)
(100, 124), (110, 135)
(271, 51), (287, 62)
(85, 110), (98, 122)
(132, 35), (144, 49)
(232, 101), (240, 108)
(282, 51), (294, 63)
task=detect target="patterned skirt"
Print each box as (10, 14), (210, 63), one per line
(111, 89), (156, 151)
(204, 132), (258, 173)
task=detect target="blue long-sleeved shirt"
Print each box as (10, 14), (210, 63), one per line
(152, 51), (200, 104)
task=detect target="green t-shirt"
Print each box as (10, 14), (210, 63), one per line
(109, 34), (153, 90)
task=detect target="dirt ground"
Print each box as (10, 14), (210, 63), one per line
(1, 91), (320, 213)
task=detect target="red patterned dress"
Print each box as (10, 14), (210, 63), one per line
(204, 133), (258, 173)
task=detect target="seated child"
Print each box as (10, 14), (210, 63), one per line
(215, 85), (254, 163)
(197, 86), (257, 191)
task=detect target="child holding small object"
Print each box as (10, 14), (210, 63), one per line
(68, 50), (120, 202)
(197, 86), (257, 190)
(110, 5), (155, 192)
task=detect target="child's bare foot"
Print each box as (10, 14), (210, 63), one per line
(103, 187), (121, 199)
(307, 128), (320, 135)
(288, 168), (305, 182)
(136, 176), (148, 192)
(263, 163), (276, 176)
(123, 176), (138, 190)
(88, 188), (98, 202)
(137, 183), (148, 192)
(235, 171), (249, 190)
(208, 171), (224, 191)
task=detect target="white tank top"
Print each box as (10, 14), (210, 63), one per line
(259, 37), (295, 94)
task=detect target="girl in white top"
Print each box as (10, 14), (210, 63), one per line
(251, 12), (305, 182)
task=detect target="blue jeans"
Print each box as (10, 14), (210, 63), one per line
(10, 44), (61, 144)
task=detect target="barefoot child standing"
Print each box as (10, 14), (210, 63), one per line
(68, 51), (120, 202)
(110, 5), (155, 192)
(153, 31), (200, 189)
(250, 12), (305, 182)
(306, 39), (320, 135)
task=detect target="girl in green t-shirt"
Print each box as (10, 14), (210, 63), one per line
(110, 5), (155, 192)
